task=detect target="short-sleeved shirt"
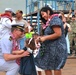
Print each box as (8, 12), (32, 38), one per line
(15, 19), (28, 28)
(0, 35), (15, 65)
(0, 17), (15, 38)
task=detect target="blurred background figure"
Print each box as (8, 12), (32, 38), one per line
(0, 8), (15, 39)
(59, 12), (72, 55)
(25, 20), (34, 39)
(15, 10), (28, 49)
(33, 33), (44, 75)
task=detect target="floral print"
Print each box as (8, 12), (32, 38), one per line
(35, 16), (67, 70)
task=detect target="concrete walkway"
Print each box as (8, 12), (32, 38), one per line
(62, 58), (76, 75)
(0, 58), (76, 75)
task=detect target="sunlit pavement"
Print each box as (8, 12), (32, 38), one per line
(41, 58), (76, 75)
(0, 57), (76, 75)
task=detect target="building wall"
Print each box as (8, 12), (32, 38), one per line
(74, 1), (76, 10)
(0, 0), (76, 14)
(0, 0), (25, 13)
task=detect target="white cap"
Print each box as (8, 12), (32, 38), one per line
(11, 23), (25, 31)
(5, 8), (13, 13)
(11, 23), (25, 27)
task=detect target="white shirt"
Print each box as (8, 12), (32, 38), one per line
(0, 17), (15, 38)
(0, 35), (15, 66)
(15, 19), (28, 28)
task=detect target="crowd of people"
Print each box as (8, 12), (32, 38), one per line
(58, 9), (76, 55)
(0, 6), (76, 75)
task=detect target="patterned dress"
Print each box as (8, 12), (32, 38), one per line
(35, 16), (67, 70)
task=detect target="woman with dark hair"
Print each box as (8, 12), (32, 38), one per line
(35, 6), (67, 75)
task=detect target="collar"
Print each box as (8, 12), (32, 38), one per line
(10, 33), (15, 40)
(1, 13), (12, 22)
(27, 48), (33, 53)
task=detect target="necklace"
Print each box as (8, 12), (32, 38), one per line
(42, 14), (58, 29)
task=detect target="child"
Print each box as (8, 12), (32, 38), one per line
(12, 38), (37, 75)
(33, 33), (44, 75)
(20, 38), (37, 75)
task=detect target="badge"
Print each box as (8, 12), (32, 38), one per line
(9, 36), (13, 41)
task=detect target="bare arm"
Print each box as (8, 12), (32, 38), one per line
(36, 26), (62, 42)
(3, 51), (30, 61)
(12, 50), (25, 55)
(64, 23), (71, 32)
(67, 23), (71, 32)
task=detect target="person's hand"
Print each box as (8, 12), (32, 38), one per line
(12, 50), (25, 55)
(40, 36), (46, 42)
(35, 36), (46, 44)
(21, 51), (30, 57)
(35, 36), (41, 44)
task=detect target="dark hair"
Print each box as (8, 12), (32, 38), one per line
(17, 10), (23, 14)
(11, 27), (17, 32)
(72, 15), (75, 18)
(40, 6), (54, 24)
(59, 15), (62, 20)
(25, 38), (36, 50)
(12, 13), (16, 17)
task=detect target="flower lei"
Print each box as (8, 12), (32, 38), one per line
(10, 33), (20, 65)
(40, 14), (58, 57)
(1, 13), (12, 22)
(42, 14), (58, 29)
